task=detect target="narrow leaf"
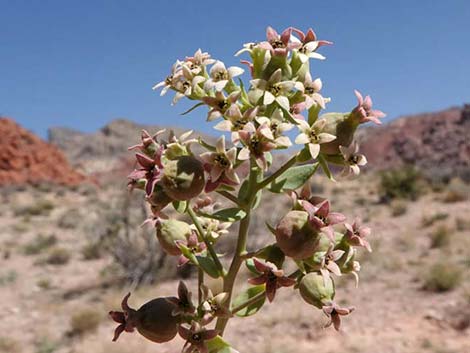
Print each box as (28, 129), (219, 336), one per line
(196, 254), (221, 278)
(180, 102), (205, 115)
(232, 285), (266, 317)
(268, 163), (319, 193)
(318, 155), (336, 182)
(200, 208), (247, 222)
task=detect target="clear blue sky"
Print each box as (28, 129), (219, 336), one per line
(1, 0), (469, 138)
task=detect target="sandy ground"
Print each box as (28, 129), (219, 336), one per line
(0, 179), (469, 353)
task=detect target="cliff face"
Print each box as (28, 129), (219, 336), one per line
(0, 118), (86, 186)
(359, 105), (470, 180)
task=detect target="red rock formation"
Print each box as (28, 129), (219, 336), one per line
(0, 118), (86, 186)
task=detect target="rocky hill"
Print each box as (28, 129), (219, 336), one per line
(0, 118), (86, 186)
(48, 119), (214, 174)
(359, 104), (469, 180)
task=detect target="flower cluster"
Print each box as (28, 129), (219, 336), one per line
(109, 25), (384, 352)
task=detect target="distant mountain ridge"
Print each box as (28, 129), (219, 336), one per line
(48, 106), (470, 180)
(359, 104), (470, 181)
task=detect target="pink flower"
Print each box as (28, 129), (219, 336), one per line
(353, 90), (386, 125)
(127, 148), (164, 196)
(166, 281), (196, 316)
(214, 105), (258, 143)
(322, 301), (355, 331)
(175, 231), (207, 267)
(200, 135), (240, 192)
(344, 218), (372, 252)
(298, 73), (328, 109)
(178, 322), (218, 353)
(248, 258), (296, 302)
(258, 26), (300, 56)
(319, 244), (345, 284)
(299, 198), (346, 241)
(291, 27), (332, 62)
(201, 91), (240, 121)
(237, 122), (277, 170)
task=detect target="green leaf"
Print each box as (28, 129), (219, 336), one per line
(196, 253), (221, 278)
(178, 244), (198, 265)
(232, 285), (266, 317)
(308, 104), (322, 125)
(268, 163), (319, 193)
(255, 244), (285, 269)
(200, 208), (247, 222)
(318, 155), (336, 182)
(180, 102), (205, 115)
(207, 335), (239, 353)
(172, 200), (187, 214)
(245, 259), (259, 275)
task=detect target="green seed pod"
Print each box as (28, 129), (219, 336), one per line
(148, 183), (173, 210)
(161, 156), (205, 201)
(299, 272), (335, 309)
(319, 113), (359, 156)
(275, 210), (321, 260)
(135, 297), (180, 343)
(156, 219), (191, 255)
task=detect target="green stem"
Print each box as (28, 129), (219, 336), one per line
(187, 206), (225, 276)
(198, 268), (204, 305)
(256, 154), (298, 191)
(215, 159), (258, 335)
(216, 190), (242, 206)
(230, 290), (266, 315)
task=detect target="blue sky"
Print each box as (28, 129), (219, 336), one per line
(1, 0), (469, 138)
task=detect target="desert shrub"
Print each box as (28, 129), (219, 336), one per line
(379, 166), (423, 202)
(421, 212), (449, 228)
(36, 278), (51, 290)
(456, 217), (470, 231)
(0, 336), (20, 353)
(423, 261), (462, 292)
(442, 178), (469, 203)
(0, 270), (17, 286)
(46, 247), (71, 265)
(14, 199), (54, 217)
(81, 242), (102, 260)
(23, 234), (57, 255)
(390, 200), (408, 217)
(429, 225), (451, 248)
(69, 308), (101, 336)
(35, 337), (58, 353)
(57, 208), (80, 229)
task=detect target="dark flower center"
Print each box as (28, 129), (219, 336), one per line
(308, 130), (319, 142)
(305, 86), (316, 95)
(268, 84), (281, 96)
(192, 333), (202, 342)
(214, 154), (230, 168)
(349, 155), (360, 164)
(271, 39), (285, 49)
(214, 70), (229, 81)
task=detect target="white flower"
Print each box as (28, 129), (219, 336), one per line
(295, 119), (336, 159)
(204, 61), (244, 92)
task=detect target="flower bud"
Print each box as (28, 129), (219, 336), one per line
(156, 219), (192, 255)
(299, 272), (335, 309)
(161, 156), (205, 201)
(275, 210), (321, 260)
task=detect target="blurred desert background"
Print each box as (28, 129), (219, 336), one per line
(0, 104), (469, 353)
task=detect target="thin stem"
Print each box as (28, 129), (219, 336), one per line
(230, 290), (266, 315)
(198, 268), (204, 305)
(216, 190), (242, 206)
(215, 159), (258, 335)
(256, 154), (298, 191)
(187, 206), (225, 275)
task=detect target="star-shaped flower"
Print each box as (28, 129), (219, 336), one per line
(204, 61), (244, 92)
(299, 198), (346, 241)
(250, 69), (296, 111)
(295, 119), (336, 159)
(127, 148), (164, 197)
(297, 73), (328, 109)
(248, 258), (296, 302)
(318, 244), (345, 283)
(200, 285), (232, 324)
(344, 218), (372, 252)
(237, 122), (277, 170)
(214, 105), (258, 143)
(200, 135), (240, 192)
(178, 322), (218, 353)
(291, 27), (332, 63)
(201, 91), (240, 121)
(353, 89), (386, 125)
(258, 26), (300, 57)
(109, 293), (137, 341)
(256, 109), (293, 148)
(322, 301), (355, 331)
(339, 141), (367, 177)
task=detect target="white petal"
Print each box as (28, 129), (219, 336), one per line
(276, 96), (290, 111)
(214, 120), (233, 131)
(317, 133), (336, 143)
(295, 133), (310, 145)
(308, 143), (320, 159)
(263, 91), (276, 105)
(238, 148), (250, 160)
(228, 66), (244, 78)
(214, 80), (228, 92)
(216, 135), (226, 153)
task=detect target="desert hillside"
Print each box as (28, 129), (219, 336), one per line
(0, 109), (469, 353)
